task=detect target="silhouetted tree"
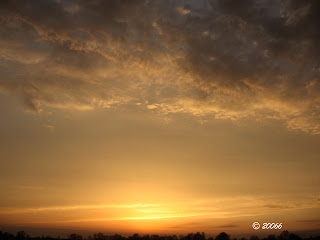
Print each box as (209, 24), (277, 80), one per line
(128, 234), (140, 240)
(279, 231), (289, 240)
(250, 236), (260, 240)
(169, 235), (178, 240)
(0, 231), (15, 240)
(1, 229), (319, 240)
(266, 235), (276, 240)
(68, 234), (82, 240)
(151, 235), (159, 240)
(215, 233), (230, 240)
(112, 235), (126, 240)
(194, 232), (205, 240)
(94, 233), (106, 240)
(16, 232), (28, 240)
(288, 234), (301, 240)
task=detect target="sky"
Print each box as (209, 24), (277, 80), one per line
(0, 0), (320, 237)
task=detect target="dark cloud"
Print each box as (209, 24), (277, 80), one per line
(216, 224), (238, 228)
(0, 0), (320, 133)
(263, 204), (290, 209)
(155, 0), (320, 132)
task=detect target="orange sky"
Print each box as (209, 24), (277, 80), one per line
(0, 0), (320, 237)
(1, 94), (319, 235)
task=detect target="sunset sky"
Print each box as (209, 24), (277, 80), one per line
(0, 0), (320, 237)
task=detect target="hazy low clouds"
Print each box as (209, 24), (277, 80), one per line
(1, 0), (320, 133)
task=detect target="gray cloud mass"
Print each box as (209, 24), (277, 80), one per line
(0, 0), (320, 133)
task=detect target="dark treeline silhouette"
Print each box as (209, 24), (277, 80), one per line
(1, 231), (320, 240)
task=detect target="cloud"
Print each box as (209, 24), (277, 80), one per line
(0, 0), (320, 133)
(263, 204), (291, 209)
(0, 204), (160, 214)
(216, 224), (238, 228)
(1, 196), (318, 225)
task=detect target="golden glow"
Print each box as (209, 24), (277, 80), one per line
(0, 0), (320, 236)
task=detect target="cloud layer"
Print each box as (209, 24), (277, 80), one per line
(1, 0), (320, 133)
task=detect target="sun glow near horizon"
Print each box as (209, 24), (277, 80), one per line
(1, 195), (319, 233)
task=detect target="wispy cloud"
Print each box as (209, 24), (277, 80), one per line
(4, 196), (318, 225)
(0, 204), (159, 214)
